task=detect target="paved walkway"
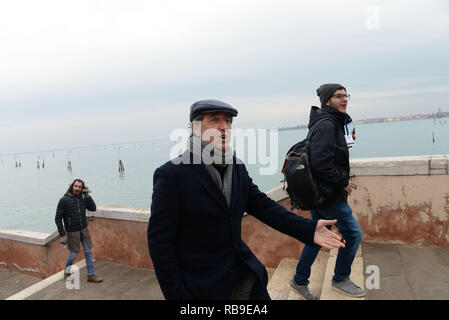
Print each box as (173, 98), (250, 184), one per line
(7, 260), (164, 300)
(0, 268), (41, 300)
(362, 242), (449, 300)
(3, 243), (449, 300)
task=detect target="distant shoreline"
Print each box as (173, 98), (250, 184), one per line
(278, 110), (449, 131)
(0, 137), (169, 158)
(2, 110), (448, 157)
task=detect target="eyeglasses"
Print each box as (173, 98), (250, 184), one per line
(331, 94), (350, 100)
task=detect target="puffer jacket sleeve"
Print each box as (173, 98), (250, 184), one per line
(55, 197), (67, 237)
(85, 195), (96, 212)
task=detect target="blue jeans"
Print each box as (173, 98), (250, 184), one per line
(65, 232), (95, 276)
(294, 202), (362, 284)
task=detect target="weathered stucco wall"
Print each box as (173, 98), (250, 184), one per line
(1, 155), (448, 278)
(85, 195), (307, 270)
(241, 198), (312, 268)
(0, 188), (305, 276)
(0, 230), (85, 278)
(348, 155), (449, 247)
(349, 175), (449, 247)
(86, 215), (153, 270)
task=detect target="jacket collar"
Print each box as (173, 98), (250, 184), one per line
(320, 104), (352, 125)
(65, 192), (81, 199)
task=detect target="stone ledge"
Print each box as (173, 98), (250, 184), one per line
(88, 188), (290, 221)
(0, 229), (58, 246)
(87, 206), (150, 222)
(266, 185), (289, 202)
(350, 155), (448, 176)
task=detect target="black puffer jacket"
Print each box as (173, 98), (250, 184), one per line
(55, 193), (96, 237)
(308, 105), (352, 205)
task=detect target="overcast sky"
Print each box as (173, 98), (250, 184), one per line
(1, 0), (448, 154)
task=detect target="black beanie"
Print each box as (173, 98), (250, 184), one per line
(316, 83), (346, 105)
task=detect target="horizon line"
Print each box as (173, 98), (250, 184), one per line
(2, 109), (448, 158)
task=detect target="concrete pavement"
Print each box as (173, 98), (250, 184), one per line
(22, 260), (164, 300)
(0, 267), (41, 300)
(362, 242), (449, 300)
(3, 242), (449, 300)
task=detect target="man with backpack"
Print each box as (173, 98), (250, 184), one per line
(289, 84), (365, 299)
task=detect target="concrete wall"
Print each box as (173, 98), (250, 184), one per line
(0, 188), (306, 276)
(86, 207), (153, 270)
(241, 199), (311, 268)
(1, 155), (448, 278)
(349, 155), (449, 247)
(85, 192), (308, 270)
(0, 230), (85, 278)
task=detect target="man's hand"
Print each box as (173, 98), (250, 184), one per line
(82, 187), (91, 196)
(344, 181), (357, 196)
(313, 219), (345, 250)
(59, 235), (67, 245)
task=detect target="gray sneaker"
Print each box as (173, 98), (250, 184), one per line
(331, 278), (366, 297)
(289, 279), (318, 300)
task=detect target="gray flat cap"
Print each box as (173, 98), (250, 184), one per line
(189, 99), (238, 122)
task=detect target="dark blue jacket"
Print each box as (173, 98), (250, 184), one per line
(55, 193), (96, 237)
(148, 156), (317, 300)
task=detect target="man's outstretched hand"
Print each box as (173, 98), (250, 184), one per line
(313, 219), (345, 250)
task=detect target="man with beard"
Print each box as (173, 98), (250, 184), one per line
(55, 179), (103, 283)
(148, 99), (345, 300)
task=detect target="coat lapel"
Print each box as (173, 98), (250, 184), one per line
(189, 163), (229, 211)
(229, 164), (241, 214)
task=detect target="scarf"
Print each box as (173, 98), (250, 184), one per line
(187, 135), (233, 207)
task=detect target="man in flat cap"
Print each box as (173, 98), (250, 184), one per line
(148, 99), (345, 300)
(290, 84), (365, 299)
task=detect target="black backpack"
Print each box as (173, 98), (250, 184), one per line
(281, 118), (330, 210)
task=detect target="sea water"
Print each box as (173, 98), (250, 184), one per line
(0, 118), (447, 233)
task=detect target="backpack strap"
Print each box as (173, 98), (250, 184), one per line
(284, 117), (333, 159)
(306, 117), (332, 139)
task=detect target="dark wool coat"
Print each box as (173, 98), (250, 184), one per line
(148, 156), (317, 300)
